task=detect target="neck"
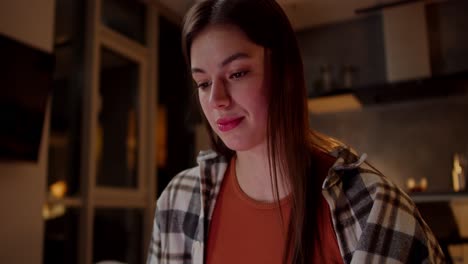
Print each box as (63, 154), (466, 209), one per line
(235, 142), (290, 202)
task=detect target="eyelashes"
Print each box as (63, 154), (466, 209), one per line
(196, 70), (250, 90)
(229, 70), (249, 79)
(197, 81), (211, 89)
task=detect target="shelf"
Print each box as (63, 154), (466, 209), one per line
(47, 197), (82, 208)
(49, 132), (69, 148)
(356, 71), (468, 105)
(410, 192), (468, 203)
(308, 93), (362, 114)
(309, 71), (468, 109)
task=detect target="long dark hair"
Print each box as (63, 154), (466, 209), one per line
(182, 0), (337, 262)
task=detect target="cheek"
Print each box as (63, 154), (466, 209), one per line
(198, 92), (213, 121)
(254, 96), (269, 123)
(245, 81), (269, 119)
(256, 89), (269, 125)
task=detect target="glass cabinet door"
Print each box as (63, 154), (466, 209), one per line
(93, 208), (143, 264)
(48, 0), (158, 263)
(101, 0), (146, 44)
(48, 0), (86, 197)
(96, 47), (140, 189)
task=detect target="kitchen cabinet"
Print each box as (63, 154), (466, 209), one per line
(298, 0), (468, 108)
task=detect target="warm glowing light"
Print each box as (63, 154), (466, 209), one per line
(50, 180), (67, 198)
(406, 178), (416, 190)
(453, 154), (462, 192)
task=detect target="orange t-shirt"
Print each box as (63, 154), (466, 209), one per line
(206, 150), (343, 263)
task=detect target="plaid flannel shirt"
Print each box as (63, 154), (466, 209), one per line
(147, 147), (445, 264)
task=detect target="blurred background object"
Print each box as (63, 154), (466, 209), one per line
(0, 35), (53, 162)
(453, 153), (467, 192)
(1, 0), (468, 263)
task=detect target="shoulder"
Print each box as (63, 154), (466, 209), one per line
(157, 166), (201, 212)
(324, 146), (408, 201)
(328, 147), (416, 221)
(155, 149), (228, 217)
(154, 166), (202, 236)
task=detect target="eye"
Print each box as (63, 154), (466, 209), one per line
(229, 70), (249, 79)
(197, 81), (211, 89)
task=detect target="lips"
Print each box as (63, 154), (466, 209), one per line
(216, 117), (244, 132)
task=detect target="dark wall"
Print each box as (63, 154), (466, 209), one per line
(311, 95), (468, 192)
(427, 0), (468, 76)
(296, 14), (387, 96)
(157, 16), (196, 195)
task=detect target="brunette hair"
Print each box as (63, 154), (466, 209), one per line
(182, 0), (338, 263)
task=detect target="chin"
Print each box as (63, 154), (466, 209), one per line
(220, 136), (265, 152)
(223, 143), (252, 152)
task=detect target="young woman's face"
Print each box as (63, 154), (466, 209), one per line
(190, 25), (269, 152)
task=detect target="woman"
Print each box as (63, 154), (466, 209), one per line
(147, 0), (444, 263)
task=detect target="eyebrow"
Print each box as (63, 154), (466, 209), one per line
(191, 52), (251, 74)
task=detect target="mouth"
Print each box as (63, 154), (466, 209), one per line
(216, 117), (245, 132)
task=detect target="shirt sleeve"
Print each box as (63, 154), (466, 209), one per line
(345, 172), (446, 264)
(146, 205), (162, 264)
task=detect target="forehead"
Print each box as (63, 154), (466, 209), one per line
(190, 24), (264, 68)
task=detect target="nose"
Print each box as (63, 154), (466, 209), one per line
(209, 79), (231, 109)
